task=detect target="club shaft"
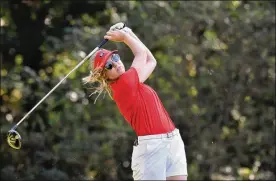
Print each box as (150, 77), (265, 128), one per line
(12, 47), (100, 130)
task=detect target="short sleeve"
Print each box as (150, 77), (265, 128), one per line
(111, 67), (139, 100)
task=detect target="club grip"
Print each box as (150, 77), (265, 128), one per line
(97, 39), (108, 48)
(97, 23), (126, 48)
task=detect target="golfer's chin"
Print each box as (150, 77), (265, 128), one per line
(117, 68), (125, 75)
(107, 68), (125, 80)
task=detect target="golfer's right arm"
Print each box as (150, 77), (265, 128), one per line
(123, 33), (156, 83)
(126, 28), (156, 66)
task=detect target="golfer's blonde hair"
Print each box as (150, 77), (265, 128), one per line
(82, 49), (113, 104)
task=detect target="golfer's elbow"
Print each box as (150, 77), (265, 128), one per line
(147, 53), (157, 67)
(145, 48), (156, 65)
(148, 59), (157, 69)
(151, 58), (157, 67)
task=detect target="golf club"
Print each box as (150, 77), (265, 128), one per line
(7, 23), (126, 149)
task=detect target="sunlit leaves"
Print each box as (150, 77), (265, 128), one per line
(141, 12), (148, 20)
(191, 104), (200, 115)
(10, 89), (22, 103)
(0, 17), (8, 27)
(187, 86), (198, 97)
(155, 35), (177, 49)
(231, 1), (242, 10)
(231, 109), (241, 121)
(204, 30), (217, 40)
(51, 51), (86, 80)
(244, 96), (251, 102)
(238, 167), (251, 178)
(31, 12), (37, 20)
(15, 55), (23, 65)
(221, 126), (230, 139)
(173, 56), (182, 64)
(1, 69), (8, 77)
(154, 51), (175, 72)
(81, 13), (97, 26)
(187, 59), (197, 77)
(267, 56), (276, 81)
(157, 77), (172, 94)
(203, 30), (228, 50)
(49, 4), (67, 18)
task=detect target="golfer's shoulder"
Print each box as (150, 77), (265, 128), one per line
(120, 67), (138, 82)
(126, 66), (138, 76)
(115, 67), (139, 89)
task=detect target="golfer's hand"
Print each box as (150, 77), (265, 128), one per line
(104, 30), (128, 42)
(122, 27), (132, 34)
(110, 22), (133, 35)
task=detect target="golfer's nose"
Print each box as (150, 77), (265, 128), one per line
(112, 62), (119, 67)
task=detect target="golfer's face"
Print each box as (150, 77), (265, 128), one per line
(105, 55), (125, 80)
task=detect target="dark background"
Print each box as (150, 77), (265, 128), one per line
(1, 0), (275, 180)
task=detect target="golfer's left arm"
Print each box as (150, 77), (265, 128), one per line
(125, 28), (157, 82)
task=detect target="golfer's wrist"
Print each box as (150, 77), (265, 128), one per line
(123, 27), (132, 33)
(123, 33), (132, 44)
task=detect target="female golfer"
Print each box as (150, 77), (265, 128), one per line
(83, 26), (188, 180)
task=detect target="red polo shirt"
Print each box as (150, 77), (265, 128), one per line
(110, 67), (175, 136)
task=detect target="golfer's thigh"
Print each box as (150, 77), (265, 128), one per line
(132, 140), (167, 180)
(144, 140), (167, 180)
(166, 135), (188, 177)
(131, 143), (147, 180)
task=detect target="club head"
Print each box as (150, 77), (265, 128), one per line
(7, 129), (22, 149)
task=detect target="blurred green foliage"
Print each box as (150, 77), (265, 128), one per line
(1, 1), (275, 180)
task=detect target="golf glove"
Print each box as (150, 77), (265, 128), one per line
(109, 22), (126, 31)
